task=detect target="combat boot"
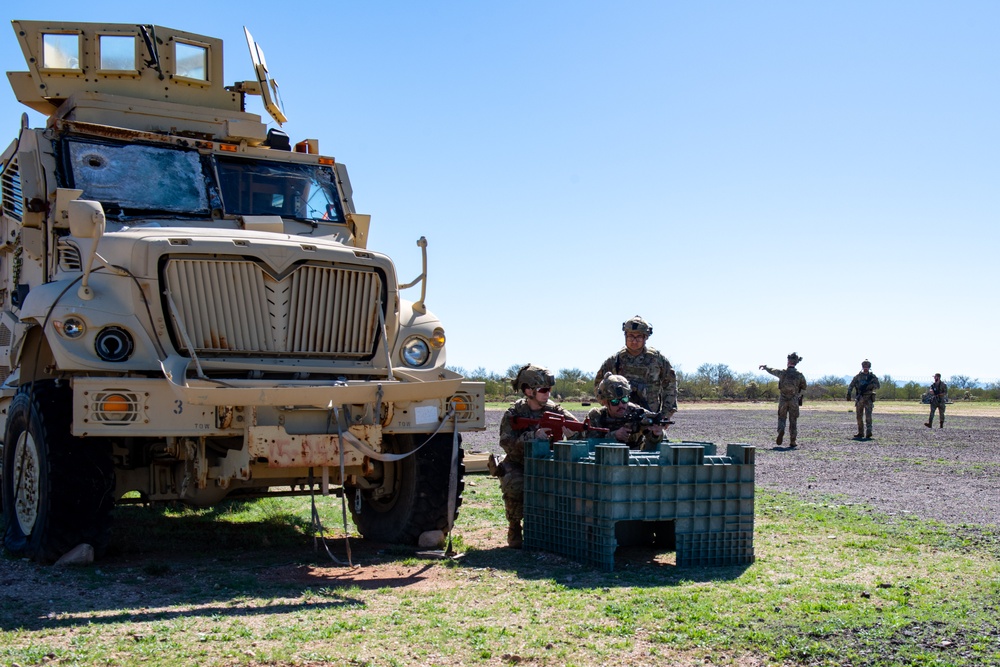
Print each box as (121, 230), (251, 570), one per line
(789, 437), (797, 448)
(775, 432), (783, 446)
(924, 422), (932, 428)
(939, 419), (945, 428)
(865, 428), (872, 439)
(854, 430), (864, 439)
(507, 521), (523, 549)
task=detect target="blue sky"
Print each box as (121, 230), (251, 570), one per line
(2, 2), (997, 383)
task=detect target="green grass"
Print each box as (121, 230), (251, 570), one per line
(1, 481), (998, 666)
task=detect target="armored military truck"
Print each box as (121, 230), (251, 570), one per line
(0, 20), (484, 562)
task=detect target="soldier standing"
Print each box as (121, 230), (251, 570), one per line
(595, 315), (677, 417)
(496, 364), (579, 548)
(580, 373), (666, 451)
(846, 359), (881, 439)
(925, 373), (948, 428)
(759, 353), (808, 447)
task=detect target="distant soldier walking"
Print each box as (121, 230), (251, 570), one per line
(760, 353), (808, 447)
(925, 373), (948, 428)
(595, 315), (677, 417)
(846, 359), (880, 439)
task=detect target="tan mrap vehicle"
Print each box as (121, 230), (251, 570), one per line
(0, 20), (484, 562)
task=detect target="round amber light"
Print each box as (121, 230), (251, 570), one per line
(429, 327), (446, 349)
(102, 394), (130, 413)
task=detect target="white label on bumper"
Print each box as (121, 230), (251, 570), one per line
(414, 405), (439, 425)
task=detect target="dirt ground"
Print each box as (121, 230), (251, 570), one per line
(464, 403), (1000, 529)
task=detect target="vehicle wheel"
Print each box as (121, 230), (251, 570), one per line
(2, 382), (115, 562)
(351, 433), (464, 544)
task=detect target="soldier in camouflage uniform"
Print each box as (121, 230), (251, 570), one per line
(496, 364), (579, 548)
(579, 374), (666, 451)
(759, 352), (808, 447)
(846, 359), (880, 439)
(595, 315), (677, 417)
(925, 373), (948, 429)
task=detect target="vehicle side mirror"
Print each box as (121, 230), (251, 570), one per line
(67, 199), (106, 299)
(68, 199), (106, 238)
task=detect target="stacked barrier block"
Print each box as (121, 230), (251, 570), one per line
(523, 440), (755, 571)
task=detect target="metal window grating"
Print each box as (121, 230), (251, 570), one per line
(1, 157), (23, 221)
(89, 391), (142, 425)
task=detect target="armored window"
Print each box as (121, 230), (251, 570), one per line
(215, 156), (344, 223)
(175, 41), (209, 81)
(65, 139), (210, 216)
(41, 33), (81, 70)
(99, 35), (137, 71)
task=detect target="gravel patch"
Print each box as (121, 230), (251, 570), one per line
(463, 405), (1000, 529)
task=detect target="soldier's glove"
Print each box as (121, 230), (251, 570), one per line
(846, 395), (851, 401)
(798, 397), (803, 406)
(487, 453), (507, 478)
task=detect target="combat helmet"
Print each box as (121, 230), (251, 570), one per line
(787, 352), (803, 365)
(622, 315), (652, 337)
(512, 364), (555, 392)
(596, 372), (631, 402)
(862, 359), (871, 369)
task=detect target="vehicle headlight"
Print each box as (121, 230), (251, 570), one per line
(54, 316), (87, 339)
(401, 336), (430, 367)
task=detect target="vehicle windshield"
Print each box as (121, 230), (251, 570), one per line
(62, 138), (345, 225)
(65, 139), (212, 216)
(215, 156), (344, 223)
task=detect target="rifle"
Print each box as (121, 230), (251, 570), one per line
(622, 406), (675, 433)
(511, 411), (608, 442)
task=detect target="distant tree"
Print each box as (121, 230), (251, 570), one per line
(879, 374), (898, 400)
(505, 363), (526, 383)
(817, 375), (848, 387)
(556, 368), (593, 400)
(902, 381), (923, 400)
(558, 368), (589, 383)
(696, 363), (734, 386)
(948, 375), (978, 389)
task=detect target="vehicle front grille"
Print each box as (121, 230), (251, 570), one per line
(163, 259), (383, 357)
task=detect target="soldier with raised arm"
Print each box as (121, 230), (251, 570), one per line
(847, 359), (881, 440)
(759, 353), (808, 448)
(595, 315), (677, 417)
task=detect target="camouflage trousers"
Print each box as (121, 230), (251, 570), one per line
(777, 395), (800, 438)
(929, 399), (946, 424)
(499, 466), (524, 522)
(855, 395), (875, 430)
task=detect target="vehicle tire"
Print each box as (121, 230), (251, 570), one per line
(2, 382), (115, 562)
(351, 433), (464, 544)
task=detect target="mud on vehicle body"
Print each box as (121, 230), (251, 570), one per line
(0, 20), (484, 561)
